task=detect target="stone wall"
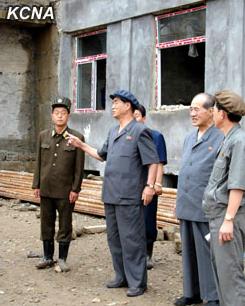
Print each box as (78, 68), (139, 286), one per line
(0, 0), (59, 172)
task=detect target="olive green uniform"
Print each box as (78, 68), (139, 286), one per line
(32, 127), (84, 242)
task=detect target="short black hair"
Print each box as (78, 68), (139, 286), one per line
(215, 101), (242, 122)
(136, 104), (146, 117)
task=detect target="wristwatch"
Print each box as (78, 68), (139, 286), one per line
(154, 183), (162, 188)
(224, 213), (234, 221)
(145, 183), (154, 189)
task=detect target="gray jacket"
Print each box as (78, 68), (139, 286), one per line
(176, 125), (224, 222)
(98, 119), (159, 205)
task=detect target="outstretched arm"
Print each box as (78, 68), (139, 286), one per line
(67, 133), (103, 161)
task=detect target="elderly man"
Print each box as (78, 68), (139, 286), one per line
(68, 90), (159, 297)
(175, 93), (223, 306)
(203, 90), (245, 306)
(32, 97), (84, 272)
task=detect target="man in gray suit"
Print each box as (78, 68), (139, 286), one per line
(68, 89), (159, 297)
(175, 93), (223, 306)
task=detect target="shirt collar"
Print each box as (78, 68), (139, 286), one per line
(51, 126), (68, 138)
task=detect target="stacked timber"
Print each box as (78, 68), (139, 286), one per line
(0, 170), (178, 227)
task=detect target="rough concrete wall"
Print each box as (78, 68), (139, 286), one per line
(59, 0), (245, 178)
(0, 22), (59, 172)
(205, 0), (245, 96)
(60, 0), (203, 32)
(0, 24), (36, 171)
(34, 24), (59, 133)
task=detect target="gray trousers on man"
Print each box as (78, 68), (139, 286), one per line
(209, 213), (245, 306)
(104, 203), (147, 289)
(180, 220), (218, 301)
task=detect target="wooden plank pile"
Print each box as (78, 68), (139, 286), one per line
(0, 170), (178, 227)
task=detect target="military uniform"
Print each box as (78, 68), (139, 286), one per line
(97, 119), (159, 290)
(203, 124), (245, 306)
(176, 125), (223, 302)
(33, 127), (84, 241)
(32, 97), (84, 271)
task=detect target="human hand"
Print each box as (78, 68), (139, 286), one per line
(142, 186), (155, 206)
(67, 133), (83, 148)
(154, 184), (163, 196)
(69, 191), (79, 204)
(219, 220), (234, 245)
(34, 189), (40, 198)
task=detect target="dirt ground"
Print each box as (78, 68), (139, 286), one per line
(0, 197), (184, 306)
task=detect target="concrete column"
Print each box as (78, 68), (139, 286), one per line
(120, 19), (132, 89)
(205, 0), (245, 96)
(58, 33), (73, 99)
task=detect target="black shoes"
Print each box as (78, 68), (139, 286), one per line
(206, 301), (220, 306)
(126, 287), (146, 297)
(36, 258), (54, 269)
(106, 279), (127, 288)
(174, 296), (202, 306)
(147, 243), (154, 270)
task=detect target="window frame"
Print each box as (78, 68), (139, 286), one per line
(155, 5), (206, 108)
(74, 29), (107, 113)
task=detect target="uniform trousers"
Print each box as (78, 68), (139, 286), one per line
(209, 212), (245, 306)
(180, 220), (218, 301)
(144, 195), (158, 246)
(104, 203), (147, 289)
(40, 197), (74, 242)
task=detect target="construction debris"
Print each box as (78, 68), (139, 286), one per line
(83, 225), (107, 234)
(0, 170), (179, 228)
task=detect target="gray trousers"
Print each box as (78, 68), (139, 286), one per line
(104, 203), (147, 289)
(209, 213), (245, 306)
(180, 220), (218, 301)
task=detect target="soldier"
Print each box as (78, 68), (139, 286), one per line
(203, 90), (245, 306)
(32, 97), (84, 272)
(134, 104), (167, 269)
(67, 89), (159, 297)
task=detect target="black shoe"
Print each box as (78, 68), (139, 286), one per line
(126, 287), (146, 297)
(174, 296), (202, 306)
(106, 279), (127, 288)
(206, 301), (219, 306)
(147, 255), (154, 270)
(36, 258), (54, 269)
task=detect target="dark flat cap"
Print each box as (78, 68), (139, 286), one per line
(215, 90), (245, 116)
(52, 96), (71, 113)
(110, 89), (139, 109)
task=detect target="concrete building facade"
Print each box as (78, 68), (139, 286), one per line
(0, 0), (59, 171)
(1, 0), (245, 186)
(56, 0), (245, 186)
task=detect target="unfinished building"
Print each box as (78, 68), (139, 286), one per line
(1, 0), (245, 187)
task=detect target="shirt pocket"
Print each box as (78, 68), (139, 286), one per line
(212, 157), (227, 182)
(64, 146), (76, 152)
(41, 143), (50, 150)
(119, 142), (135, 157)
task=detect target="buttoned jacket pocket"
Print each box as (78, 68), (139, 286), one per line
(41, 143), (50, 149)
(64, 146), (76, 152)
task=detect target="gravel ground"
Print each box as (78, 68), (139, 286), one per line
(0, 197), (184, 306)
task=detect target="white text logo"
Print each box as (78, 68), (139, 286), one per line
(6, 6), (55, 21)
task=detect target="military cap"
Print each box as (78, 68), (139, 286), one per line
(52, 96), (71, 113)
(110, 89), (139, 109)
(215, 90), (245, 116)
